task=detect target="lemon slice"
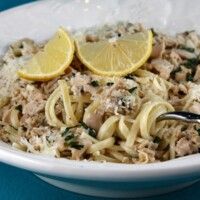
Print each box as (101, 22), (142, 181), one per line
(18, 28), (74, 81)
(76, 30), (152, 76)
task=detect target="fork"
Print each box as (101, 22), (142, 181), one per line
(157, 111), (200, 124)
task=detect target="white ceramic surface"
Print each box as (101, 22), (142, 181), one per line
(0, 0), (200, 198)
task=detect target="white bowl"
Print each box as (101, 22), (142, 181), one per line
(0, 0), (200, 198)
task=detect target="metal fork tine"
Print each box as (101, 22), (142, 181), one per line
(157, 111), (200, 124)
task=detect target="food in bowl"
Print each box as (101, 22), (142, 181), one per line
(0, 22), (200, 164)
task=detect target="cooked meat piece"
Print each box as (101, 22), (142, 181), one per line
(0, 128), (9, 143)
(168, 51), (182, 67)
(2, 108), (11, 124)
(41, 78), (59, 95)
(30, 127), (51, 137)
(185, 38), (196, 49)
(83, 111), (103, 131)
(151, 41), (165, 59)
(23, 99), (46, 116)
(151, 58), (174, 80)
(188, 101), (200, 114)
(70, 72), (94, 96)
(188, 31), (200, 47)
(20, 113), (46, 129)
(85, 35), (99, 42)
(175, 137), (198, 157)
(3, 39), (39, 61)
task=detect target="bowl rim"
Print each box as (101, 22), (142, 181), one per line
(0, 142), (200, 181)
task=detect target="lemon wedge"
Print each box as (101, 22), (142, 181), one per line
(76, 30), (152, 76)
(17, 28), (74, 81)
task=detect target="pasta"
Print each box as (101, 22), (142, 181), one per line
(0, 22), (200, 164)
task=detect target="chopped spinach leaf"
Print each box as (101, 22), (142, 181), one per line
(128, 87), (137, 94)
(62, 130), (83, 150)
(64, 136), (83, 150)
(106, 82), (114, 86)
(90, 80), (99, 87)
(170, 66), (181, 78)
(80, 122), (89, 129)
(81, 122), (97, 137)
(61, 126), (79, 137)
(194, 125), (200, 135)
(150, 28), (157, 37)
(184, 58), (199, 69)
(80, 122), (97, 138)
(178, 45), (195, 53)
(64, 133), (74, 141)
(68, 141), (84, 150)
(186, 73), (193, 81)
(61, 127), (72, 137)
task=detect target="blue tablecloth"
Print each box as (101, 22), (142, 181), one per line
(0, 1), (199, 199)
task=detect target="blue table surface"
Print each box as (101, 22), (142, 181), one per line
(0, 1), (199, 200)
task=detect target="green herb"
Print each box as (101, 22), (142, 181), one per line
(178, 45), (195, 53)
(186, 73), (193, 81)
(128, 87), (137, 94)
(15, 105), (22, 112)
(153, 136), (161, 144)
(64, 133), (74, 141)
(124, 74), (134, 80)
(61, 126), (80, 137)
(170, 66), (181, 78)
(61, 127), (72, 137)
(106, 82), (114, 86)
(80, 122), (97, 138)
(65, 136), (83, 150)
(150, 28), (157, 37)
(184, 58), (199, 69)
(80, 122), (89, 129)
(197, 129), (200, 136)
(67, 140), (83, 150)
(62, 128), (83, 150)
(194, 126), (200, 135)
(90, 80), (99, 87)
